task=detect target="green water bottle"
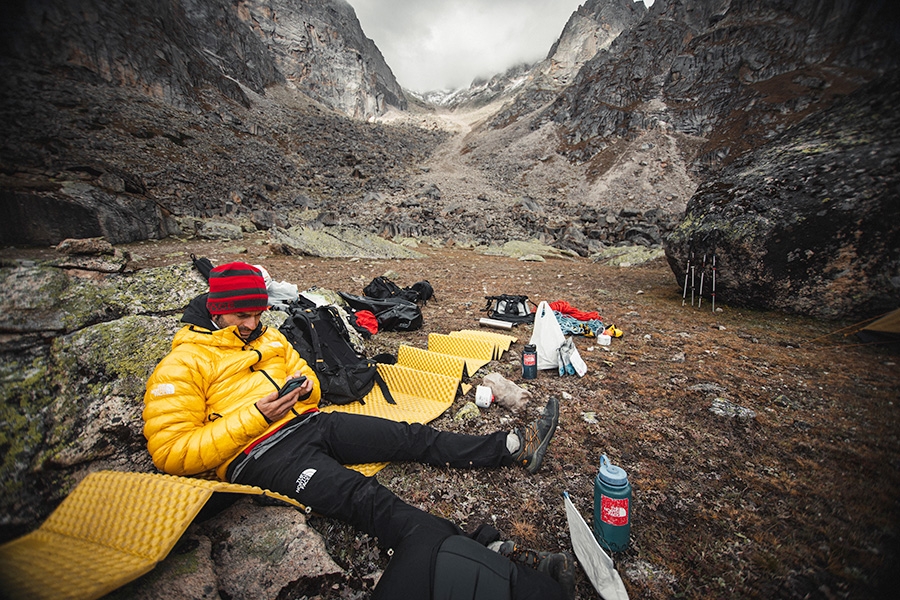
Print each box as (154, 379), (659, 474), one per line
(593, 454), (631, 552)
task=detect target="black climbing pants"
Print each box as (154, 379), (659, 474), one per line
(226, 411), (513, 549)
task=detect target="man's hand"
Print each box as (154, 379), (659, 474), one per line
(255, 373), (314, 423)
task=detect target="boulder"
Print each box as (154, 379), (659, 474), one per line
(198, 221), (244, 241)
(198, 501), (343, 599)
(56, 237), (115, 255)
(0, 181), (170, 246)
(665, 74), (900, 318)
(0, 262), (206, 534)
(107, 500), (343, 600)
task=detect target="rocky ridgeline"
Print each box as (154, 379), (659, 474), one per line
(407, 0), (647, 112)
(543, 0), (897, 172)
(483, 0), (646, 121)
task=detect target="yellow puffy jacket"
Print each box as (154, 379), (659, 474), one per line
(143, 322), (320, 480)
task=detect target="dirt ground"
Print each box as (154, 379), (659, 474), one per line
(118, 234), (899, 600)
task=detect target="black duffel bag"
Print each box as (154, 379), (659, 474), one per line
(338, 292), (424, 332)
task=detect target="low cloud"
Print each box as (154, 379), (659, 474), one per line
(351, 0), (587, 92)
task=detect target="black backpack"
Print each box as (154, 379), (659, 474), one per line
(279, 301), (394, 405)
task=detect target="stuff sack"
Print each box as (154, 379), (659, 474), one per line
(339, 292), (424, 331)
(408, 280), (435, 304)
(279, 302), (394, 405)
(482, 294), (534, 325)
(191, 254), (215, 280)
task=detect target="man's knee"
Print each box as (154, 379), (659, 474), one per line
(432, 536), (515, 600)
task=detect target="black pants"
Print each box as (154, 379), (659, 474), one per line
(227, 411), (512, 549)
(373, 525), (565, 600)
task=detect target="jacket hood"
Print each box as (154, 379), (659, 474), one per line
(183, 293), (216, 328)
(181, 293), (265, 343)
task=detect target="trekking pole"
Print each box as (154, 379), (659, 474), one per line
(711, 253), (717, 313)
(698, 254), (706, 309)
(682, 257), (690, 306)
(690, 262), (696, 307)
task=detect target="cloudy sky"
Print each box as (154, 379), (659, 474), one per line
(351, 0), (654, 93)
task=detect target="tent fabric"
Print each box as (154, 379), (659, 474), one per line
(862, 308), (900, 334)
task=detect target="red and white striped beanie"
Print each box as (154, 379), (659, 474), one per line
(206, 262), (269, 315)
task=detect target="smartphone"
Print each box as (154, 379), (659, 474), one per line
(277, 376), (307, 398)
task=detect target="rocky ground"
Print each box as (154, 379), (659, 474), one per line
(109, 230), (900, 600)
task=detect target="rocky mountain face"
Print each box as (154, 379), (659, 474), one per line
(0, 0), (431, 247)
(540, 0), (648, 89)
(2, 0), (403, 116)
(544, 0), (898, 171)
(236, 0), (406, 118)
(1, 0), (279, 109)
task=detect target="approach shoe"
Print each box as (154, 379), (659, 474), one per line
(512, 396), (559, 473)
(495, 541), (576, 600)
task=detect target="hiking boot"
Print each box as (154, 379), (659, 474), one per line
(494, 541), (576, 600)
(512, 397), (559, 473)
(539, 551), (576, 600)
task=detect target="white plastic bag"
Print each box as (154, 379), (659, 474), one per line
(529, 301), (588, 376)
(529, 301), (566, 370)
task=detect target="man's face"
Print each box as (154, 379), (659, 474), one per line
(214, 311), (264, 340)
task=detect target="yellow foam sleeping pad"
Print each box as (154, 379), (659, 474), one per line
(0, 471), (301, 600)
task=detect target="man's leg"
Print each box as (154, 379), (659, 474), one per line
(374, 531), (566, 600)
(315, 411), (512, 468)
(314, 396), (561, 473)
(228, 416), (462, 549)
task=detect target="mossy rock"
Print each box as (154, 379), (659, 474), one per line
(0, 350), (55, 511)
(591, 246), (665, 267)
(272, 226), (425, 259)
(476, 240), (568, 259)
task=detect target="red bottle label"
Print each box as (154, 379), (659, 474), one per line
(600, 495), (629, 526)
(523, 354), (536, 366)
